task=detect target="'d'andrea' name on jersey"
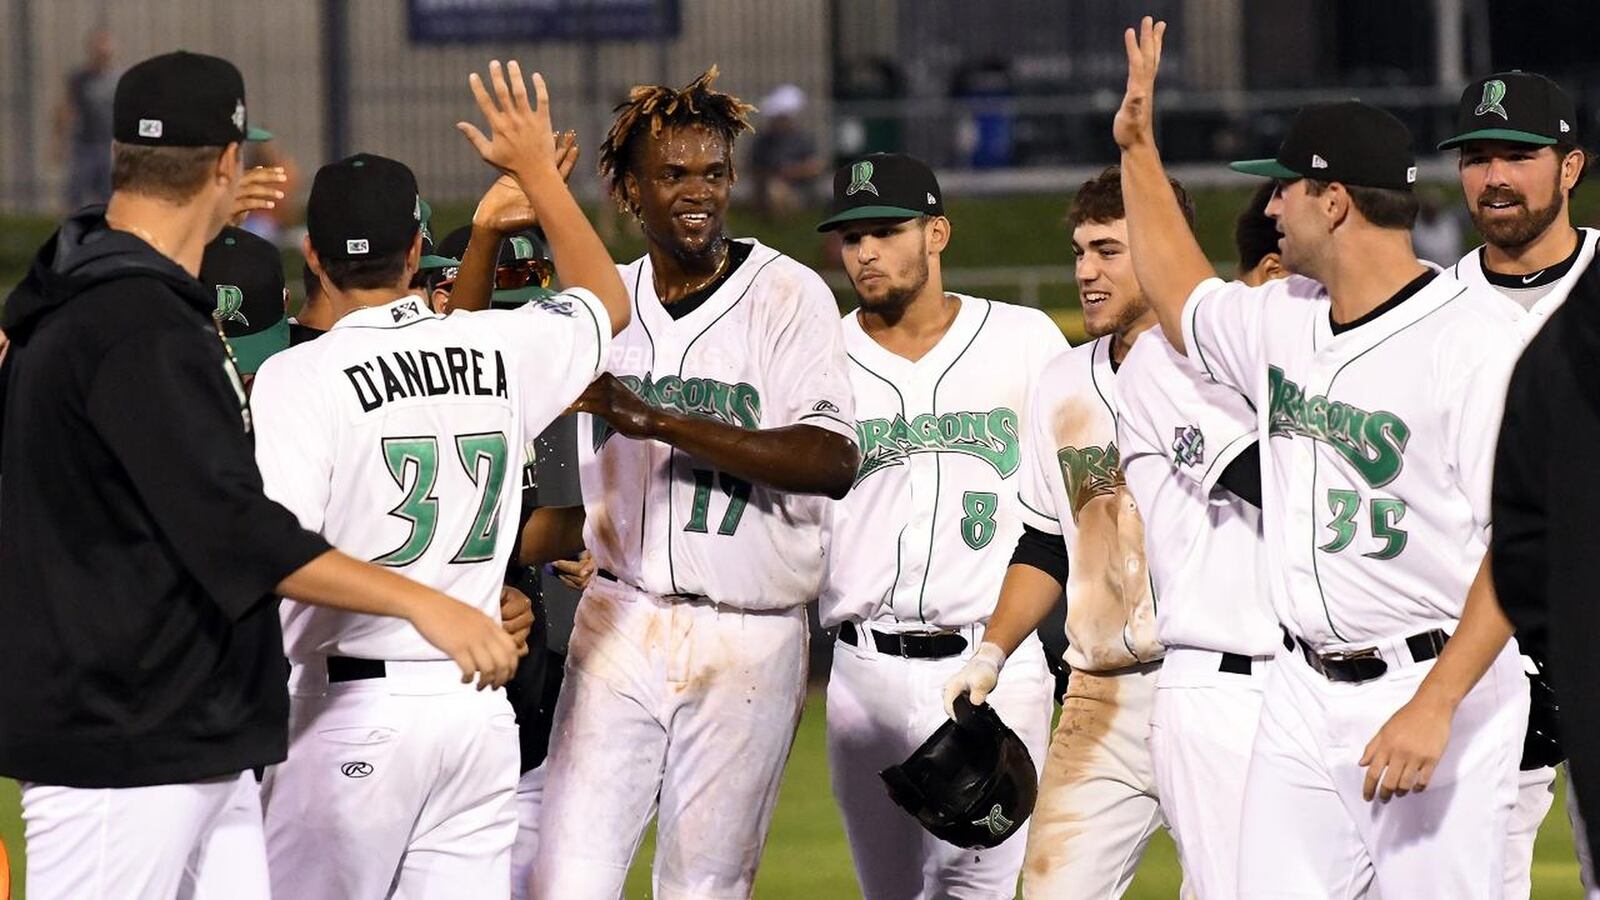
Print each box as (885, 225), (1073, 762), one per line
(342, 345), (510, 412)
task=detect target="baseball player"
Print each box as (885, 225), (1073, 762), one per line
(0, 51), (519, 900)
(815, 152), (1063, 898)
(528, 68), (859, 900)
(1110, 182), (1289, 899)
(943, 165), (1187, 898)
(1115, 19), (1529, 898)
(1439, 69), (1597, 900)
(203, 224), (290, 387)
(1235, 181), (1287, 287)
(251, 62), (631, 898)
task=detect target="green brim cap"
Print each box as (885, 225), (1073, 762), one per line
(246, 126), (273, 142)
(227, 316), (289, 374)
(418, 254), (460, 272)
(490, 284), (558, 308)
(816, 204), (927, 233)
(1437, 128), (1557, 151)
(1229, 158), (1303, 179)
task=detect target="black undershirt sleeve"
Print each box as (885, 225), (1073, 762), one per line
(1216, 442), (1262, 509)
(1009, 524), (1069, 586)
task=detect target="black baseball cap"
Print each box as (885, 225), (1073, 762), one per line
(816, 152), (946, 232)
(306, 154), (422, 262)
(201, 226), (288, 374)
(114, 51), (271, 147)
(435, 226), (555, 306)
(1231, 101), (1418, 191)
(1438, 71), (1578, 150)
(416, 199), (459, 272)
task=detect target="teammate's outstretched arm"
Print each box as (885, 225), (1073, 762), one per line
(942, 560), (1063, 716)
(277, 550), (521, 689)
(570, 373), (860, 499)
(458, 60), (630, 336)
(518, 504), (586, 566)
(1114, 17), (1215, 352)
(450, 134), (579, 315)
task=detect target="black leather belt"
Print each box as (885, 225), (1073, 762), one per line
(1219, 652), (1254, 675)
(1283, 628), (1448, 684)
(595, 568), (704, 602)
(328, 655), (386, 683)
(838, 621), (969, 659)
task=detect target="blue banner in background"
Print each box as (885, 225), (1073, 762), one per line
(408, 0), (680, 43)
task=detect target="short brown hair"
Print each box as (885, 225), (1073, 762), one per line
(1303, 180), (1418, 230)
(110, 141), (223, 204)
(1066, 165), (1196, 232)
(320, 252), (410, 293)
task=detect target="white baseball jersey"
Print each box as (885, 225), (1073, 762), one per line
(1116, 329), (1279, 657)
(577, 239), (856, 610)
(1451, 227), (1599, 339)
(819, 296), (1068, 628)
(1181, 271), (1524, 647)
(253, 291), (610, 661)
(1017, 335), (1162, 672)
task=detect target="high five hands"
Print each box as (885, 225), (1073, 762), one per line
(1113, 16), (1166, 153)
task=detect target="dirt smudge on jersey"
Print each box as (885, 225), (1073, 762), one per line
(1024, 670), (1120, 884)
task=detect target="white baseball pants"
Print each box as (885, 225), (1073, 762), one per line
(21, 770), (266, 900)
(1237, 639), (1528, 899)
(1022, 662), (1168, 899)
(1149, 648), (1273, 900)
(531, 579), (808, 900)
(826, 628), (1053, 899)
(512, 763), (548, 900)
(261, 659), (520, 900)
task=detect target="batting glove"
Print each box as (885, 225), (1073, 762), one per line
(942, 641), (1007, 718)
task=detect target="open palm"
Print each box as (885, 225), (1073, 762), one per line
(1113, 16), (1166, 151)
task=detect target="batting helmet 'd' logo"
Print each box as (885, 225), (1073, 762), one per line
(340, 761), (374, 779)
(215, 284), (248, 327)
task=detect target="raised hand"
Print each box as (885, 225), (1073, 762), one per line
(457, 60), (558, 182)
(1113, 16), (1166, 151)
(470, 131), (579, 233)
(229, 165), (287, 226)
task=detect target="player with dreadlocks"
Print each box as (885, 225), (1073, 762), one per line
(525, 68), (859, 899)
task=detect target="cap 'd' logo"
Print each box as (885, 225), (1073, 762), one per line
(509, 236), (535, 260)
(138, 119), (163, 138)
(347, 239), (370, 255)
(1475, 79), (1509, 120)
(846, 160), (879, 197)
(215, 284), (248, 326)
(232, 100), (246, 133)
(971, 803), (1014, 836)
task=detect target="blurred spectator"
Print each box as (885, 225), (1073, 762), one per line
(750, 84), (824, 221)
(952, 60), (1015, 169)
(1413, 192), (1467, 267)
(55, 28), (118, 211)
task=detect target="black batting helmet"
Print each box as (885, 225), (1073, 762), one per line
(879, 695), (1039, 849)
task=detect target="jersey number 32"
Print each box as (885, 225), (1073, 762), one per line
(374, 433), (509, 567)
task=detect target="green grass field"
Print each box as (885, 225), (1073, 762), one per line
(0, 692), (1590, 898)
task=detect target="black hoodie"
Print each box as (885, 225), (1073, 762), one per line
(1492, 257), (1600, 868)
(0, 209), (328, 787)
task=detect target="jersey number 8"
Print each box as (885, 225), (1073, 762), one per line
(374, 432), (509, 567)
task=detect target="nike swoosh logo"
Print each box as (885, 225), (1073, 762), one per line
(1522, 270), (1546, 284)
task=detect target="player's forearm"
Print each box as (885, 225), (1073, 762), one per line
(983, 563), (1065, 658)
(448, 224), (505, 314)
(649, 412), (859, 499)
(1413, 555), (1514, 712)
(277, 549), (444, 622)
(513, 167), (630, 335)
(1119, 142), (1215, 352)
(518, 504), (586, 566)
